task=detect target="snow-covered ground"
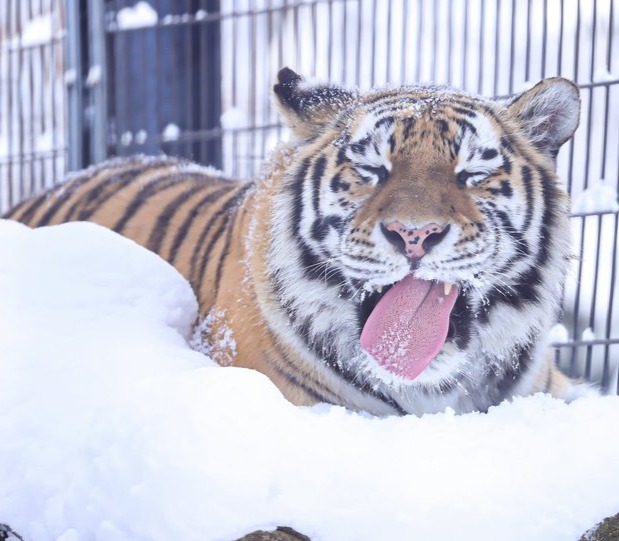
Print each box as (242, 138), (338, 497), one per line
(1, 219), (619, 541)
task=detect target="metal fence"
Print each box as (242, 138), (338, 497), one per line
(1, 0), (618, 393)
(0, 0), (67, 211)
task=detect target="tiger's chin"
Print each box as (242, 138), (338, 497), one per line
(358, 339), (470, 389)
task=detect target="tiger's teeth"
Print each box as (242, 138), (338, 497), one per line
(377, 286), (383, 294)
(444, 282), (453, 296)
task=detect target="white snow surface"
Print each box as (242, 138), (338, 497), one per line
(16, 14), (54, 47)
(161, 123), (181, 142)
(1, 220), (619, 541)
(572, 179), (619, 214)
(116, 2), (159, 30)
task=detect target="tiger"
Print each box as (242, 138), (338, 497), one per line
(3, 67), (594, 416)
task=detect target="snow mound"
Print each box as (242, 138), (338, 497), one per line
(0, 220), (618, 541)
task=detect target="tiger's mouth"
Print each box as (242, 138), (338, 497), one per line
(358, 276), (460, 380)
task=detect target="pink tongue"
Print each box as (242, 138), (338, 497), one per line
(360, 276), (458, 380)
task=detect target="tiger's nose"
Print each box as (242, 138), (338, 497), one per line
(381, 222), (450, 259)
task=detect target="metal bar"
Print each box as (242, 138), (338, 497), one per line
(105, 0), (348, 31)
(602, 214), (619, 391)
(493, 0), (501, 95)
(525, 0), (532, 82)
(462, 0), (469, 88)
(541, 0), (548, 76)
(477, 0), (485, 93)
(584, 214), (604, 379)
(88, 0), (107, 163)
(400, 0), (408, 83)
(508, 0), (516, 92)
(552, 338), (619, 348)
(64, 0), (83, 172)
(415, 0), (423, 82)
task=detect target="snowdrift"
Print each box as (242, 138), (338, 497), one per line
(1, 220), (618, 541)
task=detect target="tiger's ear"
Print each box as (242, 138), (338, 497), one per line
(507, 77), (580, 160)
(274, 67), (357, 141)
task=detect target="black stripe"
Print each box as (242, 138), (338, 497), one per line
(193, 183), (253, 291)
(291, 158), (312, 238)
(481, 148), (499, 160)
(35, 196), (69, 227)
(451, 292), (473, 351)
(310, 215), (345, 242)
(495, 209), (529, 256)
(212, 211), (237, 298)
(437, 119), (450, 135)
(4, 193), (45, 223)
(112, 174), (183, 233)
(311, 155), (327, 215)
(453, 106), (477, 118)
(330, 173), (350, 193)
(375, 116), (394, 130)
(271, 362), (333, 404)
(357, 164), (389, 183)
(349, 135), (372, 156)
(298, 241), (346, 287)
(455, 117), (478, 135)
(261, 322), (339, 403)
(500, 135), (516, 154)
(520, 165), (534, 231)
(536, 166), (556, 267)
(168, 185), (236, 264)
(69, 169), (144, 221)
(147, 181), (212, 254)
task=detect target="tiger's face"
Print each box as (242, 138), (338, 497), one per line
(266, 68), (579, 411)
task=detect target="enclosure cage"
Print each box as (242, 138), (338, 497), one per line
(1, 0), (618, 393)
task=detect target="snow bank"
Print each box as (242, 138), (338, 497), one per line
(0, 220), (618, 541)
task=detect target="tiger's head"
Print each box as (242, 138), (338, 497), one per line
(263, 68), (579, 414)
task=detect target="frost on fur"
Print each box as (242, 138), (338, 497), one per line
(191, 309), (237, 367)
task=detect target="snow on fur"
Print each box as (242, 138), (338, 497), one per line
(0, 220), (618, 541)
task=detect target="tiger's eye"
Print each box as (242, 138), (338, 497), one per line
(456, 170), (473, 187)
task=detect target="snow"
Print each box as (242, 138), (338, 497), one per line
(135, 130), (148, 145)
(548, 323), (569, 344)
(572, 180), (619, 214)
(582, 328), (596, 342)
(16, 14), (54, 48)
(85, 65), (102, 88)
(0, 219), (619, 541)
(593, 69), (619, 83)
(116, 2), (159, 30)
(120, 131), (133, 146)
(220, 107), (247, 130)
(161, 123), (180, 142)
(63, 69), (77, 86)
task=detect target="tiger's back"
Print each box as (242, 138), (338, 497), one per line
(5, 155), (253, 317)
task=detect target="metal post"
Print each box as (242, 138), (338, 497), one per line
(64, 0), (84, 172)
(87, 0), (108, 163)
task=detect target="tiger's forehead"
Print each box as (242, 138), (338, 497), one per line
(347, 89), (501, 140)
(342, 91), (504, 175)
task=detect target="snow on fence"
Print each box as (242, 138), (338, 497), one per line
(1, 0), (618, 393)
